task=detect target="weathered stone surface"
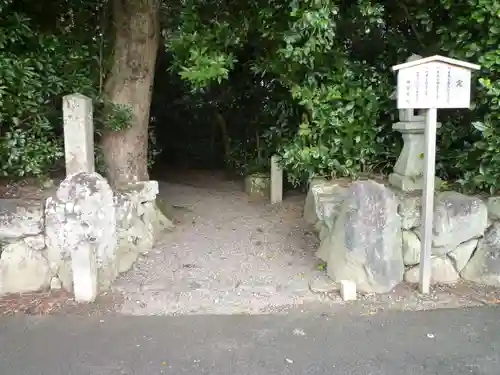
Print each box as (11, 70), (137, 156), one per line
(388, 120), (442, 192)
(270, 155), (283, 204)
(319, 180), (403, 293)
(448, 239), (478, 272)
(304, 178), (327, 225)
(23, 235), (46, 251)
(141, 202), (174, 241)
(404, 257), (459, 284)
(429, 192), (487, 249)
(0, 241), (51, 294)
(114, 182), (164, 272)
(62, 93), (95, 175)
(244, 173), (270, 199)
(119, 181), (159, 203)
(462, 223), (500, 286)
(304, 179), (348, 233)
(114, 190), (139, 231)
(117, 217), (153, 273)
(50, 276), (62, 290)
(395, 193), (421, 230)
(402, 230), (420, 266)
(487, 197), (500, 221)
(45, 172), (117, 294)
(113, 184), (159, 273)
(0, 199), (44, 239)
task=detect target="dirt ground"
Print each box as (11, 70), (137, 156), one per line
(1, 170), (500, 316)
(112, 171), (328, 315)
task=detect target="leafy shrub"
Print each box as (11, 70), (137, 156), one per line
(0, 1), (97, 177)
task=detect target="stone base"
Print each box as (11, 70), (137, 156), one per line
(244, 173), (271, 199)
(389, 172), (442, 192)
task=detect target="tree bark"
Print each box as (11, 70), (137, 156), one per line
(215, 112), (231, 165)
(102, 0), (160, 187)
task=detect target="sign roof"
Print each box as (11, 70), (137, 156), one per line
(392, 55), (480, 72)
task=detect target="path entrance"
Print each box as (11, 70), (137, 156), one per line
(112, 170), (330, 315)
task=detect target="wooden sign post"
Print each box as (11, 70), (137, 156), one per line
(392, 55), (480, 294)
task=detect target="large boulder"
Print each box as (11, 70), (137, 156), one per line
(402, 230), (420, 266)
(120, 181), (173, 240)
(462, 223), (500, 286)
(318, 180), (404, 293)
(304, 179), (347, 233)
(404, 257), (459, 285)
(448, 239), (478, 273)
(487, 197), (500, 220)
(0, 241), (51, 294)
(425, 192), (487, 253)
(0, 199), (44, 239)
(116, 217), (153, 273)
(45, 172), (118, 291)
(395, 193), (421, 230)
(114, 183), (157, 273)
(304, 178), (327, 225)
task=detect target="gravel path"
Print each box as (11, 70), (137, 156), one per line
(112, 176), (333, 315)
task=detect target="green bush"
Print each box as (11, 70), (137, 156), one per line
(0, 0), (97, 177)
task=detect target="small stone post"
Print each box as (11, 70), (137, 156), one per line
(72, 242), (98, 303)
(270, 155), (283, 204)
(62, 93), (95, 175)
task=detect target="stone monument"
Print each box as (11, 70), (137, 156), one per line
(62, 93), (95, 175)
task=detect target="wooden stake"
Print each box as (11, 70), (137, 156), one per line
(419, 108), (437, 294)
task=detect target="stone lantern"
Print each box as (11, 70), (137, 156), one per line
(388, 54), (442, 192)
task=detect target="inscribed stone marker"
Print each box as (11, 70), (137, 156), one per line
(270, 155), (283, 204)
(62, 93), (95, 175)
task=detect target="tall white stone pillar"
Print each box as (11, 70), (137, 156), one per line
(62, 93), (95, 175)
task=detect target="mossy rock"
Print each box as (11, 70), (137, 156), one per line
(244, 173), (270, 199)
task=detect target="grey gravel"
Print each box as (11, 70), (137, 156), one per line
(112, 181), (335, 315)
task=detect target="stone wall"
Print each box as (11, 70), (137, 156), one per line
(0, 172), (162, 298)
(305, 178), (500, 293)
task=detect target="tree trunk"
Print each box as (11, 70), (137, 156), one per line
(215, 112), (231, 165)
(101, 0), (160, 187)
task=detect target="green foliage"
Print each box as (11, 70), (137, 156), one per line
(94, 100), (134, 132)
(279, 62), (396, 185)
(167, 0), (399, 186)
(0, 0), (155, 178)
(0, 0), (99, 177)
(2, 0), (500, 194)
(165, 0), (500, 192)
(166, 0), (247, 90)
(423, 0), (500, 193)
(457, 120), (500, 194)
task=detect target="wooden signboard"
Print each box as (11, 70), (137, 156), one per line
(392, 55), (480, 294)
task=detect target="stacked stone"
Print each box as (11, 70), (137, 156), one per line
(304, 178), (500, 292)
(0, 199), (52, 294)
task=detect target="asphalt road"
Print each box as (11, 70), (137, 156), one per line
(1, 306), (499, 374)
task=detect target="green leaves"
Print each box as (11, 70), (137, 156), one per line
(178, 49), (236, 89)
(472, 121), (488, 132)
(0, 0), (101, 177)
